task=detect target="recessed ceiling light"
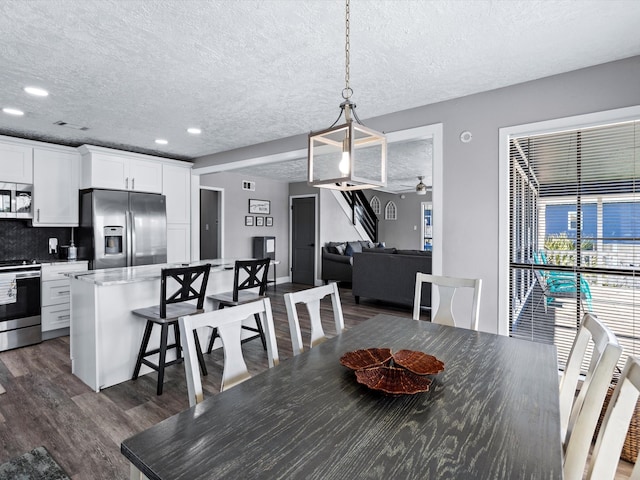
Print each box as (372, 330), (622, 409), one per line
(3, 108), (24, 116)
(155, 139), (168, 145)
(24, 86), (49, 97)
(187, 127), (201, 135)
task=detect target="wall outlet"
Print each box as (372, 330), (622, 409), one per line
(48, 237), (58, 254)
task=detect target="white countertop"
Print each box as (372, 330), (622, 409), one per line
(66, 259), (239, 286)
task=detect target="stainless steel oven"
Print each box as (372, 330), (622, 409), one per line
(0, 261), (41, 351)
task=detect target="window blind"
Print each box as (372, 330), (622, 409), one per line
(509, 120), (639, 370)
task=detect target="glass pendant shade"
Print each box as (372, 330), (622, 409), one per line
(308, 120), (387, 191)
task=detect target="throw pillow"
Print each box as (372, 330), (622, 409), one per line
(335, 244), (346, 255)
(345, 241), (363, 256)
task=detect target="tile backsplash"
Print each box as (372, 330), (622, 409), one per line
(0, 220), (72, 261)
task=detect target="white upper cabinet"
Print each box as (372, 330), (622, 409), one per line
(79, 146), (162, 193)
(162, 164), (191, 224)
(130, 158), (163, 193)
(85, 152), (129, 190)
(33, 147), (80, 226)
(0, 142), (33, 183)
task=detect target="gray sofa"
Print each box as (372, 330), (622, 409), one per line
(352, 248), (432, 307)
(321, 240), (377, 284)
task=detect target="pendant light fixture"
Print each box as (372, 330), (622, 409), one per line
(308, 0), (387, 191)
(416, 176), (428, 195)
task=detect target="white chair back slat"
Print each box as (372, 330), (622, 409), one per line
(413, 273), (482, 330)
(587, 356), (640, 480)
(179, 298), (279, 407)
(562, 313), (622, 480)
(284, 283), (345, 356)
(217, 319), (251, 391)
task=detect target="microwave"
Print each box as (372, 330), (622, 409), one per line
(0, 183), (33, 219)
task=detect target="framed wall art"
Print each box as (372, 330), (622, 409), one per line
(266, 217), (273, 227)
(256, 216), (265, 227)
(248, 199), (270, 215)
(245, 215), (254, 226)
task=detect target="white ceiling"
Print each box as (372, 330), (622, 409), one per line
(1, 0), (639, 191)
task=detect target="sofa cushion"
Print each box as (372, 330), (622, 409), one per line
(335, 243), (346, 255)
(363, 247), (397, 254)
(345, 241), (363, 256)
(396, 249), (432, 256)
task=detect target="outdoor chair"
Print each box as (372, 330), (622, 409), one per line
(533, 250), (593, 312)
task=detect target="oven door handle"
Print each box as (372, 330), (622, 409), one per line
(15, 272), (41, 279)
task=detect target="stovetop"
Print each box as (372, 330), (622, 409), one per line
(0, 259), (41, 270)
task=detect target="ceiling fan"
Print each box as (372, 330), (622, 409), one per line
(415, 176), (428, 195)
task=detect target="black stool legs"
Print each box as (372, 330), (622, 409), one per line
(132, 319), (208, 395)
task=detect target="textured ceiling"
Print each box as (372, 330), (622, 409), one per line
(0, 0), (639, 191)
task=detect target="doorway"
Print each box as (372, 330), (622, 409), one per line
(200, 188), (221, 259)
(291, 196), (316, 285)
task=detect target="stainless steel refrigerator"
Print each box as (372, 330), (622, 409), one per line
(79, 189), (167, 270)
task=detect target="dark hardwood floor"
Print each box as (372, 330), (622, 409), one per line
(0, 283), (413, 479)
(0, 283), (633, 479)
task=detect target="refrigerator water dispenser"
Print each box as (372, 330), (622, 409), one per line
(104, 226), (124, 255)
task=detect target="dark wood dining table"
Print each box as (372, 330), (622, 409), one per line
(121, 314), (563, 479)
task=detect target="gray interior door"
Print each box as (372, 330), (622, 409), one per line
(200, 189), (220, 259)
(291, 196), (315, 285)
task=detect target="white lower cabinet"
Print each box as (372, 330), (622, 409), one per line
(41, 262), (88, 337)
(42, 304), (71, 331)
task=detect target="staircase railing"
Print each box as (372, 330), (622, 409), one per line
(341, 190), (378, 242)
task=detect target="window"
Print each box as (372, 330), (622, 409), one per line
(370, 195), (381, 215)
(509, 120), (639, 370)
(384, 201), (397, 220)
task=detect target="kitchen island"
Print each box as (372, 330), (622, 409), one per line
(67, 259), (252, 392)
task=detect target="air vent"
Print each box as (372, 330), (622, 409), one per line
(54, 121), (89, 131)
(242, 180), (256, 191)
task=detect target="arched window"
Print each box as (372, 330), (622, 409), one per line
(385, 201), (397, 220)
(370, 196), (381, 215)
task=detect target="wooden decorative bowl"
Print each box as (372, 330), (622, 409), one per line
(355, 366), (433, 395)
(341, 348), (444, 395)
(339, 348), (393, 371)
(392, 350), (445, 375)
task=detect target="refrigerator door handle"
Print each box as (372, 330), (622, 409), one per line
(130, 211), (136, 265)
(125, 210), (132, 266)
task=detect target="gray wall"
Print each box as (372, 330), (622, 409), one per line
(200, 171), (290, 278)
(363, 190), (432, 250)
(195, 56), (640, 333)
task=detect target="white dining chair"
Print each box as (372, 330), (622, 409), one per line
(586, 355), (640, 480)
(561, 312), (622, 480)
(179, 298), (279, 407)
(413, 273), (482, 330)
(284, 282), (345, 356)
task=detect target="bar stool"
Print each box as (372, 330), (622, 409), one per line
(132, 264), (211, 395)
(206, 258), (270, 353)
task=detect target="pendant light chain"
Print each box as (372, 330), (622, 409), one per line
(343, 0), (352, 100)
